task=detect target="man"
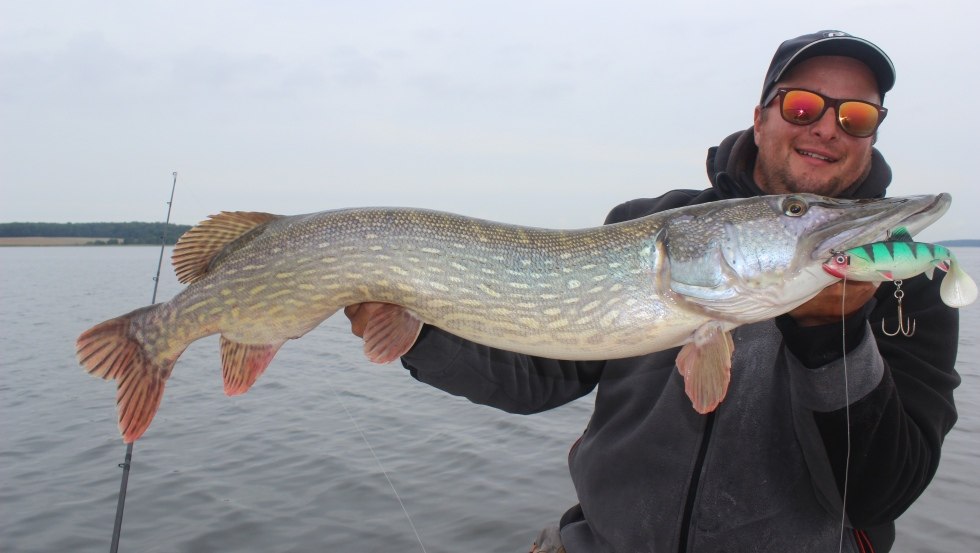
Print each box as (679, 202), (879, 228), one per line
(345, 31), (960, 552)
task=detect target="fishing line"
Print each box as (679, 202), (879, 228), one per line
(837, 276), (852, 553)
(109, 172), (178, 553)
(329, 383), (428, 553)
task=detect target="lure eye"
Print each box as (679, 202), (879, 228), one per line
(783, 197), (808, 217)
(835, 254), (849, 265)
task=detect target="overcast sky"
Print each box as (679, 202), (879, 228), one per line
(2, 0), (977, 241)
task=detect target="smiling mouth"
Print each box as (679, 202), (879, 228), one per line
(797, 149), (836, 162)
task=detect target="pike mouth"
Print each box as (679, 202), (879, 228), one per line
(809, 193), (951, 260)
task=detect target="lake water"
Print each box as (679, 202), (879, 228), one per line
(1, 246), (978, 553)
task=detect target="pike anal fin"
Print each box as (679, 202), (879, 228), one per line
(220, 337), (285, 395)
(676, 324), (735, 414)
(362, 304), (424, 364)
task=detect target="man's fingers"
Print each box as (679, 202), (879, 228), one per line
(788, 280), (879, 326)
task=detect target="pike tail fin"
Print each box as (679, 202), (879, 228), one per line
(676, 324), (734, 414)
(220, 337), (285, 395)
(76, 305), (180, 443)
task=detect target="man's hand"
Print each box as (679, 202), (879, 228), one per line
(787, 281), (878, 327)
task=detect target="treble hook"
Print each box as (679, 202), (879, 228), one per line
(882, 279), (915, 337)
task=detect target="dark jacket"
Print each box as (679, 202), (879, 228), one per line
(401, 129), (960, 552)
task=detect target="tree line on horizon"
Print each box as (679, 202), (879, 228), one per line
(0, 222), (192, 245)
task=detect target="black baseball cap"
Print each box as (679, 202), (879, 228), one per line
(760, 30), (896, 105)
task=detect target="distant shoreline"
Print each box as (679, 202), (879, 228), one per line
(937, 239), (980, 248)
(0, 222), (190, 246)
(0, 237), (121, 247)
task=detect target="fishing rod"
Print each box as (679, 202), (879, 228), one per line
(108, 171), (178, 553)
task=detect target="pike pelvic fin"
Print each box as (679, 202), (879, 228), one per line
(220, 337), (285, 396)
(75, 305), (178, 443)
(676, 324), (734, 414)
(173, 211), (281, 284)
(362, 304), (424, 364)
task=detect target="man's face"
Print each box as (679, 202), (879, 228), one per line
(753, 56), (880, 197)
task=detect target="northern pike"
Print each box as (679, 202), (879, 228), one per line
(76, 193), (950, 442)
(823, 233), (977, 307)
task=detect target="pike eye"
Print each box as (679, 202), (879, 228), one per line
(783, 197), (808, 217)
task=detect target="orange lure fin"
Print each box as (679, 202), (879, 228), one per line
(675, 323), (735, 414)
(361, 304), (424, 364)
(76, 305), (179, 443)
(219, 337), (286, 396)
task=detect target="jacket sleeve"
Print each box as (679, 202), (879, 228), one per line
(777, 274), (960, 527)
(400, 326), (604, 413)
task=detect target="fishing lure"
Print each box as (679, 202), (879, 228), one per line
(823, 231), (977, 308)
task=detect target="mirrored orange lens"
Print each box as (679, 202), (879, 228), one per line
(838, 101), (880, 137)
(781, 90), (825, 124)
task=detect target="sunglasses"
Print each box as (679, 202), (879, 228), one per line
(764, 88), (887, 138)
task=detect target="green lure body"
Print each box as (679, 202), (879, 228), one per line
(823, 240), (977, 308)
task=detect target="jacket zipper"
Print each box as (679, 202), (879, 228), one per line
(677, 411), (716, 553)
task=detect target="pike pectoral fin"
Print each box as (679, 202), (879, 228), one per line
(362, 304), (424, 364)
(76, 305), (177, 443)
(220, 337), (285, 396)
(675, 324), (734, 414)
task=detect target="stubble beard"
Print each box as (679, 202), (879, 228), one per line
(755, 154), (851, 197)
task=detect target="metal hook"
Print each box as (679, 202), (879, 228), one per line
(882, 279), (915, 337)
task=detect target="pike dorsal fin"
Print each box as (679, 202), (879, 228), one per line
(172, 211), (281, 283)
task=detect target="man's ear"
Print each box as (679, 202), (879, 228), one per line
(753, 105), (764, 146)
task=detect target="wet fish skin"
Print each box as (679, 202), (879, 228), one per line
(76, 193), (950, 442)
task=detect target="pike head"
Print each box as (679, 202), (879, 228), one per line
(659, 193), (951, 322)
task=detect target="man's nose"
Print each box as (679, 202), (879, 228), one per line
(809, 107), (840, 138)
